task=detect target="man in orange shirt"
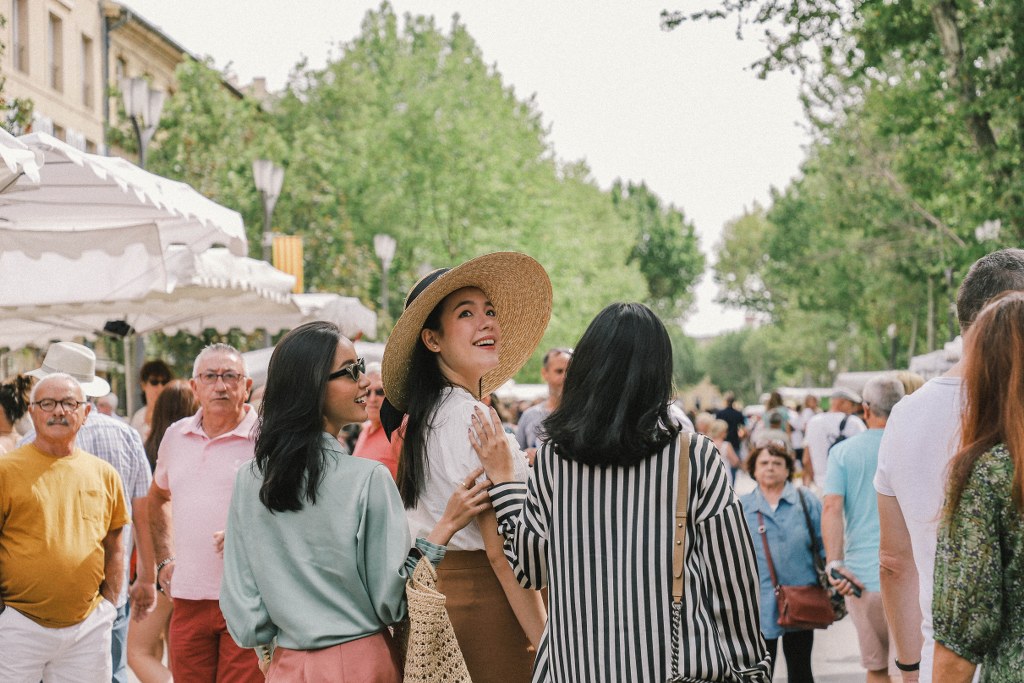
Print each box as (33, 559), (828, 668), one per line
(0, 373), (130, 682)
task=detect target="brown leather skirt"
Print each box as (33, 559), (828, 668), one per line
(436, 550), (534, 683)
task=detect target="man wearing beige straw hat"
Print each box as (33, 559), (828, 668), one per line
(17, 341), (153, 683)
(380, 251), (552, 683)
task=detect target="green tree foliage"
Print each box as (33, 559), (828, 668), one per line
(116, 3), (706, 380)
(666, 0), (1023, 383)
(0, 13), (34, 133)
(613, 181), (705, 318)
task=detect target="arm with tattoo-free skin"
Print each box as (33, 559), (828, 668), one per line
(100, 526), (127, 603)
(129, 495), (157, 619)
(148, 481), (176, 595)
(878, 494), (923, 682)
(822, 494), (865, 596)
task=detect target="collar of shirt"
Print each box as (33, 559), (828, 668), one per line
(748, 480), (800, 516)
(181, 405), (257, 440)
(321, 432), (346, 456)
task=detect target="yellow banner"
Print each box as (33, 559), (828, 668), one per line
(272, 235), (304, 293)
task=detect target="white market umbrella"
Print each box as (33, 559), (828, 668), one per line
(183, 292), (377, 341)
(0, 133), (247, 256)
(0, 246), (297, 348)
(0, 129), (42, 192)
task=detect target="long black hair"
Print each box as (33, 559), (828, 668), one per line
(396, 302), (449, 508)
(254, 321), (340, 512)
(543, 302), (679, 465)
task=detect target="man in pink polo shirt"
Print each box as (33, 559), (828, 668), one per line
(148, 343), (262, 682)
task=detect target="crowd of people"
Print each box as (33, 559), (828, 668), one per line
(1, 248), (1023, 683)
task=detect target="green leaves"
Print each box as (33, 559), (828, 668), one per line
(116, 3), (707, 381)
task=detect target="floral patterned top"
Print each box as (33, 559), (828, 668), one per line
(933, 444), (1024, 682)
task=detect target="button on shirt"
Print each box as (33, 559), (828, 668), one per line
(153, 406), (258, 600)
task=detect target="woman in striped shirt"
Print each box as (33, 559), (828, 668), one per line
(471, 302), (771, 683)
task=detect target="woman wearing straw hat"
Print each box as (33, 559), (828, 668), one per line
(381, 252), (552, 683)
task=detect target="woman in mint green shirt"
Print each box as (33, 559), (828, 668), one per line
(221, 321), (489, 682)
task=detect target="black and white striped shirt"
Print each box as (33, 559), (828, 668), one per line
(489, 433), (770, 683)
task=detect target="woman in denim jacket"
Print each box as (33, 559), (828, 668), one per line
(740, 442), (824, 681)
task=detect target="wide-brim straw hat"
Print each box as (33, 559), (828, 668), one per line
(382, 252), (552, 412)
(27, 341), (111, 397)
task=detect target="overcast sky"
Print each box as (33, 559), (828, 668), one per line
(123, 0), (808, 336)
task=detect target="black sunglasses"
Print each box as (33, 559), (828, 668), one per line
(328, 357), (365, 383)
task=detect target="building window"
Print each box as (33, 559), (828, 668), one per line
(115, 56), (127, 83)
(12, 0), (29, 73)
(85, 139), (97, 153)
(48, 13), (63, 92)
(52, 123), (65, 141)
(81, 35), (95, 108)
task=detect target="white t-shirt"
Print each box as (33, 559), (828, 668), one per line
(407, 386), (531, 551)
(874, 376), (963, 683)
(791, 407), (817, 450)
(804, 411), (866, 488)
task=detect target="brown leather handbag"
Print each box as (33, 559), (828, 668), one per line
(756, 508), (836, 630)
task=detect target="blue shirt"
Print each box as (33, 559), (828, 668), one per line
(824, 428), (883, 591)
(740, 482), (824, 638)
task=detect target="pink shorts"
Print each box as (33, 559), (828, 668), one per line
(267, 630), (401, 683)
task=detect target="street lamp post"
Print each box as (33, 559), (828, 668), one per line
(253, 160), (284, 347)
(120, 77), (165, 169)
(887, 323), (898, 369)
(374, 234), (396, 337)
(120, 77), (165, 419)
(252, 160), (285, 264)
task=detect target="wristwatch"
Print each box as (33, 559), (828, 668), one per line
(825, 559), (845, 574)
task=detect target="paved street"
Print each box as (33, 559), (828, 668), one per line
(775, 615), (866, 682)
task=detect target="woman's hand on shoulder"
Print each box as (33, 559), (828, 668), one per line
(469, 406), (516, 484)
(429, 467), (492, 546)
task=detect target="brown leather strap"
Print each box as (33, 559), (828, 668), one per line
(756, 510), (781, 588)
(671, 433), (691, 604)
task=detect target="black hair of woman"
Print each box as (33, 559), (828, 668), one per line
(0, 374), (32, 424)
(254, 320), (342, 512)
(397, 301), (452, 508)
(543, 302), (679, 466)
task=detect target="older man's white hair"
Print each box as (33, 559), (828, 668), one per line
(192, 343), (247, 377)
(861, 375), (905, 418)
(30, 372), (86, 402)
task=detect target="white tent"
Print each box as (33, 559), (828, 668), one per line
(0, 246), (298, 348)
(0, 129), (42, 192)
(0, 133), (247, 256)
(0, 248), (377, 349)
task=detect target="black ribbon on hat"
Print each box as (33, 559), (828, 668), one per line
(380, 267), (451, 442)
(381, 399), (404, 441)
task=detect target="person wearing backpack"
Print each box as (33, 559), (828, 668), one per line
(803, 388), (866, 491)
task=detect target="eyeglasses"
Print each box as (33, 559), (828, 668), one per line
(328, 358), (365, 383)
(146, 378), (169, 387)
(32, 398), (88, 413)
(370, 388), (386, 397)
(195, 371), (244, 386)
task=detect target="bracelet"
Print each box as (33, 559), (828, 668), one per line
(156, 557), (175, 578)
(895, 659), (920, 672)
